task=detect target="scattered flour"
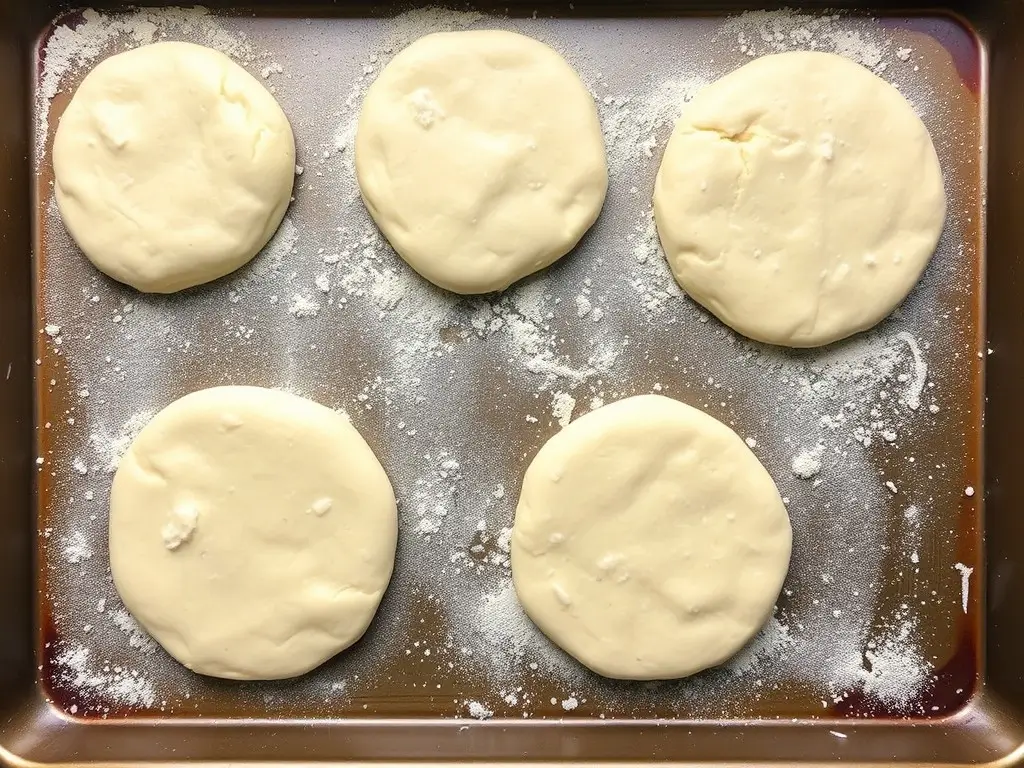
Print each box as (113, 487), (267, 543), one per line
(827, 611), (935, 711)
(88, 410), (153, 473)
(109, 608), (158, 654)
(234, 217), (298, 286)
(601, 78), (709, 176)
(626, 209), (684, 315)
(551, 391), (576, 428)
(52, 642), (158, 710)
(860, 620), (935, 709)
(62, 531), (93, 564)
(719, 10), (893, 73)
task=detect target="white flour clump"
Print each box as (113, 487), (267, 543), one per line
(896, 331), (928, 410)
(287, 294), (321, 318)
(465, 700), (493, 720)
(953, 563), (974, 614)
(792, 443), (824, 479)
(575, 294), (592, 317)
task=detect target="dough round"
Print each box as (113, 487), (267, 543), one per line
(511, 395), (792, 680)
(654, 51), (946, 347)
(108, 386), (397, 680)
(355, 30), (608, 294)
(53, 41), (296, 293)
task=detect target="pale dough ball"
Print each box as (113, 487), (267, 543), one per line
(511, 394), (792, 680)
(108, 386), (397, 680)
(53, 41), (296, 293)
(654, 51), (946, 347)
(355, 30), (608, 294)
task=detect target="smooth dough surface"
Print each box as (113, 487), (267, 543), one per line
(109, 386), (397, 680)
(355, 30), (608, 294)
(511, 395), (792, 680)
(53, 41), (295, 293)
(654, 51), (946, 347)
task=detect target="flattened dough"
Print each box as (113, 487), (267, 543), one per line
(654, 51), (946, 347)
(355, 30), (608, 294)
(109, 386), (397, 680)
(511, 395), (792, 680)
(53, 41), (295, 293)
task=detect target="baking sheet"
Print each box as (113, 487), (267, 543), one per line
(32, 5), (983, 722)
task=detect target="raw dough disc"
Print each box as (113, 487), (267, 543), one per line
(511, 394), (792, 680)
(108, 386), (397, 680)
(654, 51), (946, 347)
(53, 41), (296, 293)
(355, 30), (608, 294)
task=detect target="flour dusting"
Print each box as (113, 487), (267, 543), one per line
(953, 563), (974, 614)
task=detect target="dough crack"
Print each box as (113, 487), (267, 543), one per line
(217, 70), (254, 122)
(688, 121), (799, 150)
(654, 51), (945, 347)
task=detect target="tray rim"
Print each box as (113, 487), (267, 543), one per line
(2, 0), (1020, 765)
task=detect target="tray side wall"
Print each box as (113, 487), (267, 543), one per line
(0, 0), (38, 723)
(984, 0), (1024, 715)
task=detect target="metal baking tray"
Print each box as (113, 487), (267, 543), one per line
(2, 0), (1021, 764)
